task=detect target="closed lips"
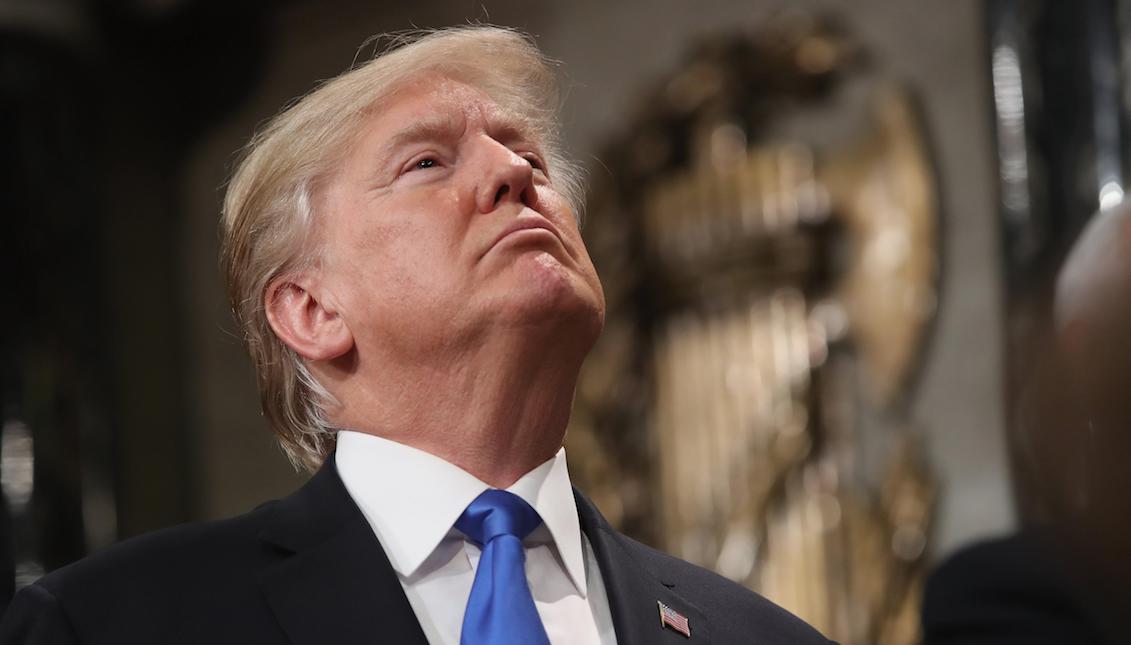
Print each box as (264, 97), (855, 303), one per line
(485, 218), (561, 256)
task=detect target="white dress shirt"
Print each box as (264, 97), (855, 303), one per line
(335, 430), (618, 645)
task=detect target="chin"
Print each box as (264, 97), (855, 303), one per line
(493, 252), (605, 339)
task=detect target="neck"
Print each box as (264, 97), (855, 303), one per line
(320, 329), (588, 488)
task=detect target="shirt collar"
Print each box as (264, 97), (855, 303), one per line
(334, 430), (588, 597)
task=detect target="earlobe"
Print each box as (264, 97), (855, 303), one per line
(264, 275), (354, 361)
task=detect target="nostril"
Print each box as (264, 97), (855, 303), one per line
(494, 185), (510, 204)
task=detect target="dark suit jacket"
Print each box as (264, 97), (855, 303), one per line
(0, 454), (832, 644)
(922, 533), (1123, 645)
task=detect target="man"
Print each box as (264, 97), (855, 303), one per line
(922, 202), (1131, 645)
(0, 27), (832, 644)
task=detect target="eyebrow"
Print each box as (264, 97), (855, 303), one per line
(377, 113), (466, 163)
(488, 111), (541, 149)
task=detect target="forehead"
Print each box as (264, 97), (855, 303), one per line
(362, 72), (538, 145)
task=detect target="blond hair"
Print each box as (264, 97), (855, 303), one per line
(221, 26), (582, 472)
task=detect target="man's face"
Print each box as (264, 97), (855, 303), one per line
(315, 72), (605, 363)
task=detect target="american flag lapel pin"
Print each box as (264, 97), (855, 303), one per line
(658, 600), (691, 638)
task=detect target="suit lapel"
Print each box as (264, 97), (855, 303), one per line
(575, 490), (711, 645)
(257, 455), (429, 645)
(253, 456), (708, 645)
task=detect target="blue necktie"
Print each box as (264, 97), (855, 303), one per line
(456, 489), (550, 645)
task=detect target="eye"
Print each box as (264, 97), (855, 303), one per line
(398, 154), (445, 178)
(522, 154), (546, 172)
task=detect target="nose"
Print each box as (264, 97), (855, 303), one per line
(473, 138), (536, 214)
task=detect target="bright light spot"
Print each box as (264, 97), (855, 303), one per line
(1, 421), (34, 512)
(1099, 181), (1124, 210)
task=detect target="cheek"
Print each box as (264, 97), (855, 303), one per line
(330, 192), (439, 266)
(536, 186), (574, 222)
(536, 189), (582, 242)
(552, 213), (606, 314)
(328, 191), (468, 301)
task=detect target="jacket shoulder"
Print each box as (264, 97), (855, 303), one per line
(38, 500), (280, 598)
(4, 501), (286, 644)
(614, 531), (835, 644)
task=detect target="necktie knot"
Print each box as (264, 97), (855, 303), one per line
(455, 489), (542, 547)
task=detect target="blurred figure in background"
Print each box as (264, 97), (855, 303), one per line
(922, 202), (1131, 644)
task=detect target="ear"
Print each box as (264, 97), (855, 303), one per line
(265, 272), (354, 361)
